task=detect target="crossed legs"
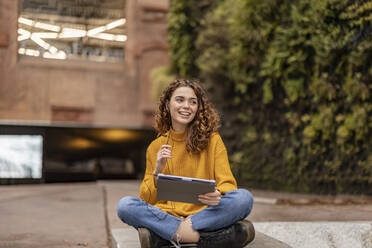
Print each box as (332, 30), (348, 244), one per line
(117, 189), (253, 243)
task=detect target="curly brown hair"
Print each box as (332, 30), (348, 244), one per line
(154, 79), (220, 153)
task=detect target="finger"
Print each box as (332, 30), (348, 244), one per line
(200, 191), (219, 197)
(198, 198), (219, 206)
(161, 148), (171, 153)
(161, 145), (171, 149)
(198, 194), (214, 200)
(160, 152), (172, 158)
(198, 195), (220, 202)
(160, 149), (172, 156)
(198, 198), (212, 205)
(200, 196), (221, 205)
(159, 149), (172, 156)
(198, 195), (213, 199)
(205, 191), (220, 197)
(197, 194), (209, 199)
(161, 149), (172, 154)
(158, 146), (171, 154)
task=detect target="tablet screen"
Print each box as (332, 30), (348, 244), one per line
(156, 174), (216, 205)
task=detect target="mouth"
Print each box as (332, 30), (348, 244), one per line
(179, 111), (191, 118)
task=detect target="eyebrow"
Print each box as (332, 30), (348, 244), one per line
(175, 96), (197, 100)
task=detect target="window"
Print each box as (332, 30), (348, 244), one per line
(18, 0), (126, 62)
(0, 135), (43, 179)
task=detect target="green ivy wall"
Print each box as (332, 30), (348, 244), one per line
(166, 0), (372, 194)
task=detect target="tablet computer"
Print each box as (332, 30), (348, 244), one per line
(156, 174), (216, 205)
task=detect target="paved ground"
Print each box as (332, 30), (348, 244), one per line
(1, 180), (372, 247)
(0, 182), (108, 248)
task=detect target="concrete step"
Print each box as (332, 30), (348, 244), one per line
(111, 227), (292, 248)
(254, 222), (372, 248)
(112, 222), (372, 248)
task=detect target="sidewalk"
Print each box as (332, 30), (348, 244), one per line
(0, 180), (371, 248)
(0, 182), (108, 248)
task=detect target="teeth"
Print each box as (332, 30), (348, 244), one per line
(179, 111), (191, 116)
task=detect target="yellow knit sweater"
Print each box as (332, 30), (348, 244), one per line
(139, 129), (237, 217)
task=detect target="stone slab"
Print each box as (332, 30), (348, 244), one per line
(254, 222), (372, 248)
(112, 222), (372, 248)
(112, 228), (141, 248)
(111, 227), (292, 248)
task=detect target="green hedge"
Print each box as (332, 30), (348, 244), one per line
(168, 0), (372, 194)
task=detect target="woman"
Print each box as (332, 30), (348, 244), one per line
(117, 79), (254, 248)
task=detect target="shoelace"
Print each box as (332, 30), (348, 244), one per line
(170, 216), (183, 248)
(169, 232), (181, 248)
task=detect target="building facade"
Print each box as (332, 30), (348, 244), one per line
(0, 0), (169, 128)
(0, 0), (170, 183)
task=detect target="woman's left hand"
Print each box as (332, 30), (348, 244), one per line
(198, 189), (221, 206)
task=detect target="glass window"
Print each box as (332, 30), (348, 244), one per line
(0, 135), (43, 179)
(18, 0), (126, 62)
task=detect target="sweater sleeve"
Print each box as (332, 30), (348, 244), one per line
(214, 135), (238, 194)
(139, 147), (157, 205)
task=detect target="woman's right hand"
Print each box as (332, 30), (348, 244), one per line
(154, 144), (172, 174)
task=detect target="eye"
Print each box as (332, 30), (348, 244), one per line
(190, 99), (197, 105)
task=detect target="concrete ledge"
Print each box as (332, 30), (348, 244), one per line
(250, 189), (372, 206)
(112, 228), (141, 248)
(276, 197), (372, 206)
(111, 227), (292, 248)
(112, 222), (372, 247)
(254, 222), (372, 248)
(247, 232), (292, 248)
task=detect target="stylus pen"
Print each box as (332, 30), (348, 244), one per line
(166, 133), (170, 145)
(154, 133), (171, 178)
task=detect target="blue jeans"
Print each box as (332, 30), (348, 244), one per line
(117, 189), (253, 241)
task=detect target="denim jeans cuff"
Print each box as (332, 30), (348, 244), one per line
(164, 215), (182, 241)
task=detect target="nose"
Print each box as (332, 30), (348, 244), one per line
(183, 101), (190, 108)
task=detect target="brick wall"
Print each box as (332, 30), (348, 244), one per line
(0, 0), (170, 128)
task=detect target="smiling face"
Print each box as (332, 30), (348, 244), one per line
(168, 86), (198, 132)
